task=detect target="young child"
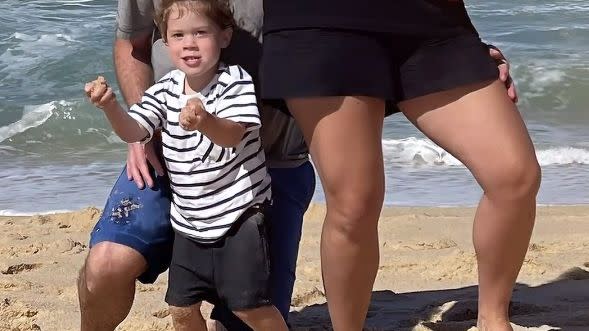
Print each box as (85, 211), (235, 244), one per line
(84, 1), (288, 330)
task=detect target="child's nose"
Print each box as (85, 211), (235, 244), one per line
(183, 35), (199, 48)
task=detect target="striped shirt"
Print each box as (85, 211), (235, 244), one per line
(128, 64), (272, 242)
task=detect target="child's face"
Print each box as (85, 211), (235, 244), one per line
(165, 4), (232, 80)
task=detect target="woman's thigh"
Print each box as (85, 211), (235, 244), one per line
(399, 80), (539, 192)
(287, 96), (386, 216)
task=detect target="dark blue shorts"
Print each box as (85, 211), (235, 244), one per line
(89, 166), (173, 284)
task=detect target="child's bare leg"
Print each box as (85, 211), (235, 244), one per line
(233, 305), (288, 331)
(205, 319), (227, 331)
(169, 303), (207, 331)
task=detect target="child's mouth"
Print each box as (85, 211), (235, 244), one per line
(183, 56), (201, 66)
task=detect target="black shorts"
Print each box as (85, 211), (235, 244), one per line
(165, 206), (272, 311)
(260, 28), (498, 116)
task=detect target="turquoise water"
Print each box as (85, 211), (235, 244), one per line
(1, 0), (588, 214)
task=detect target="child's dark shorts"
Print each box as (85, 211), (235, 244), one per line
(165, 205), (272, 311)
(261, 28), (498, 116)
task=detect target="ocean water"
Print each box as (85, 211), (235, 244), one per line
(1, 0), (588, 215)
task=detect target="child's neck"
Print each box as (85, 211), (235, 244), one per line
(183, 63), (219, 95)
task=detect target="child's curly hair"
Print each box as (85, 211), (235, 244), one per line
(156, 0), (235, 42)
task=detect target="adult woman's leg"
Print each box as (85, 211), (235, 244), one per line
(287, 96), (385, 330)
(400, 80), (541, 331)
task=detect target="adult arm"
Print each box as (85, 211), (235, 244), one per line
(113, 25), (164, 188)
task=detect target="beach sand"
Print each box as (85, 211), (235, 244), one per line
(1, 204), (588, 330)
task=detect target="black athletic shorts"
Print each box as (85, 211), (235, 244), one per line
(260, 28), (498, 116)
(165, 205), (272, 311)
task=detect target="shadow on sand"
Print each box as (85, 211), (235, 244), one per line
(289, 266), (589, 331)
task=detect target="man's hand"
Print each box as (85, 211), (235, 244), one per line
(126, 141), (165, 189)
(488, 45), (518, 103)
(179, 98), (209, 131)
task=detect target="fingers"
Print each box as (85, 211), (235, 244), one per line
(138, 156), (155, 188)
(506, 78), (519, 103)
(99, 87), (115, 106)
(488, 46), (502, 58)
(128, 159), (146, 189)
(489, 47), (510, 82)
(128, 159), (145, 189)
(186, 97), (204, 108)
(88, 80), (108, 104)
(180, 103), (200, 131)
(126, 160), (133, 181)
(487, 45), (517, 102)
(127, 144), (146, 189)
(84, 82), (93, 94)
(85, 76), (115, 109)
(127, 142), (156, 188)
(145, 143), (165, 177)
(497, 62), (509, 83)
(179, 108), (192, 129)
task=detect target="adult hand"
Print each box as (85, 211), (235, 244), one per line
(488, 45), (518, 103)
(126, 140), (164, 189)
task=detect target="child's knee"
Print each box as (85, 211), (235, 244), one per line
(233, 305), (282, 325)
(169, 303), (203, 327)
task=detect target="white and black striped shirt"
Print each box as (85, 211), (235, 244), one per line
(128, 64), (271, 242)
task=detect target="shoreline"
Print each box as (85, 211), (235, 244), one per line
(1, 204), (588, 330)
(3, 202), (588, 217)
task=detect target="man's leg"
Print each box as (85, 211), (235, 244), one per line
(78, 166), (173, 331)
(78, 243), (147, 331)
(267, 162), (316, 317)
(210, 162), (316, 329)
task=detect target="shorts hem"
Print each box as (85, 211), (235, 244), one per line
(90, 231), (151, 258)
(89, 231), (171, 284)
(402, 74), (498, 102)
(226, 299), (273, 312)
(165, 294), (207, 308)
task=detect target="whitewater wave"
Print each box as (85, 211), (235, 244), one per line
(0, 102), (57, 143)
(0, 209), (74, 217)
(382, 137), (589, 167)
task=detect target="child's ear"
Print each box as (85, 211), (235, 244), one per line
(220, 27), (233, 49)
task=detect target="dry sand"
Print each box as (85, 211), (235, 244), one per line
(1, 204), (588, 330)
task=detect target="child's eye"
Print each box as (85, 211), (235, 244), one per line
(172, 33), (183, 39)
(197, 30), (209, 36)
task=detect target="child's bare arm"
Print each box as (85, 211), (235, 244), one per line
(85, 77), (149, 143)
(180, 98), (246, 147)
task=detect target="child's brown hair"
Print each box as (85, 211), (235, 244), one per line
(155, 0), (235, 42)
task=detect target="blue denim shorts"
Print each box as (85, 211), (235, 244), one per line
(89, 166), (173, 284)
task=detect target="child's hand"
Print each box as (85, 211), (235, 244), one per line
(180, 98), (209, 131)
(85, 76), (117, 110)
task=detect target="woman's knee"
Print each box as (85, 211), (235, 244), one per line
(485, 157), (541, 201)
(324, 188), (384, 240)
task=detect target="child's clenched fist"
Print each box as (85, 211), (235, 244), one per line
(179, 97), (209, 131)
(85, 76), (117, 110)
